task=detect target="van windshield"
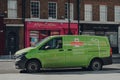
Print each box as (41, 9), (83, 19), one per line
(35, 37), (50, 47)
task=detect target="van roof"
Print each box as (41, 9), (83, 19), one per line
(50, 35), (107, 38)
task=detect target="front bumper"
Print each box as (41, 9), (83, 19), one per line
(15, 56), (28, 69)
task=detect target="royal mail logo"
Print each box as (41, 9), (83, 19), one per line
(70, 38), (84, 47)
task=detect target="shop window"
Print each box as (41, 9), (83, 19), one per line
(30, 31), (39, 47)
(50, 31), (60, 35)
(82, 31), (95, 35)
(30, 30), (61, 47)
(95, 31), (105, 36)
(40, 30), (50, 36)
(39, 30), (50, 40)
(105, 32), (118, 47)
(30, 1), (40, 18)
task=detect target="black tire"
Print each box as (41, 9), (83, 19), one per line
(89, 59), (102, 71)
(26, 60), (40, 73)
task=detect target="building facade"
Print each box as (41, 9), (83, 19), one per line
(80, 0), (120, 54)
(0, 0), (120, 55)
(0, 0), (24, 55)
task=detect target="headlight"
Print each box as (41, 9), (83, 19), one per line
(14, 53), (27, 59)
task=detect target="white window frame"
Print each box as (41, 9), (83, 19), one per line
(115, 6), (120, 22)
(100, 5), (107, 21)
(48, 2), (57, 19)
(30, 1), (40, 18)
(84, 4), (92, 21)
(8, 0), (17, 19)
(65, 3), (74, 20)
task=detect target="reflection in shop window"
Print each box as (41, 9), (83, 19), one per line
(30, 31), (39, 47)
(82, 31), (95, 35)
(30, 30), (60, 47)
(105, 32), (117, 47)
(51, 31), (60, 35)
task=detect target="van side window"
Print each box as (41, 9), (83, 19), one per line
(40, 37), (62, 50)
(55, 38), (62, 49)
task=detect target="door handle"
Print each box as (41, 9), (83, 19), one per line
(59, 49), (64, 51)
(67, 49), (72, 51)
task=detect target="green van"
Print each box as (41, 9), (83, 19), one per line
(15, 35), (112, 72)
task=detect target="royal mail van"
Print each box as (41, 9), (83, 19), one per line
(15, 35), (112, 73)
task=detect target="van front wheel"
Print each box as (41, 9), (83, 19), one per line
(89, 60), (102, 71)
(26, 60), (40, 73)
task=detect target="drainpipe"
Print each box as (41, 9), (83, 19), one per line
(77, 0), (81, 35)
(22, 0), (26, 48)
(67, 0), (72, 35)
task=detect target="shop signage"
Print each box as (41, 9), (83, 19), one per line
(32, 23), (57, 27)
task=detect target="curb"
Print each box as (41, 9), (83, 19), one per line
(0, 59), (15, 62)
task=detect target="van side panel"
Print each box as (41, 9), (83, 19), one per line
(84, 36), (100, 66)
(63, 36), (88, 67)
(85, 36), (111, 66)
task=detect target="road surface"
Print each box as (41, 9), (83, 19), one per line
(0, 61), (120, 80)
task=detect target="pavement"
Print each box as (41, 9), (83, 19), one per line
(0, 59), (15, 62)
(0, 55), (15, 62)
(0, 73), (120, 80)
(112, 54), (120, 63)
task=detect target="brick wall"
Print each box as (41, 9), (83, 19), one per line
(25, 0), (75, 19)
(82, 0), (120, 21)
(17, 0), (22, 18)
(0, 0), (120, 24)
(0, 0), (7, 17)
(40, 0), (48, 19)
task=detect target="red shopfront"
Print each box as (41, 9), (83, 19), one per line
(25, 21), (78, 47)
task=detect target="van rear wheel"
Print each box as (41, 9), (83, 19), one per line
(26, 60), (40, 73)
(89, 59), (102, 71)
